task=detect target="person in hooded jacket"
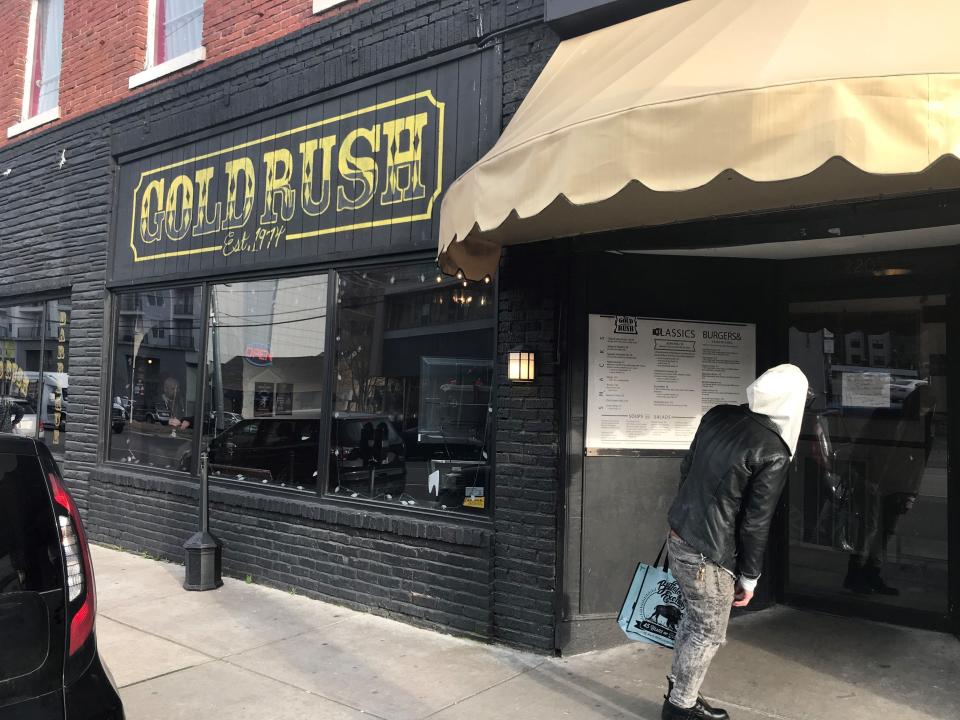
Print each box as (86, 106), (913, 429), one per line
(662, 364), (808, 720)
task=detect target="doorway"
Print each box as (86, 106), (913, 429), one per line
(785, 295), (950, 624)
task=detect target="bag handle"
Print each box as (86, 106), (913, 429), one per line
(653, 539), (667, 569)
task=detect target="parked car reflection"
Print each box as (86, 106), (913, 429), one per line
(181, 411), (243, 436)
(193, 413), (407, 495)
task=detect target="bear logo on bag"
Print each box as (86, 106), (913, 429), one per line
(650, 603), (682, 630)
(633, 579), (685, 642)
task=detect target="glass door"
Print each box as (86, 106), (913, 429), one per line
(786, 295), (949, 618)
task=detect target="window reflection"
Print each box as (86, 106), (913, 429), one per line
(0, 303), (44, 438)
(331, 265), (494, 513)
(200, 275), (328, 491)
(40, 299), (69, 454)
(109, 287), (203, 470)
(788, 295), (948, 613)
(0, 298), (69, 453)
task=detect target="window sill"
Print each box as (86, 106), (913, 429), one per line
(7, 107), (60, 139)
(313, 0), (349, 13)
(129, 46), (207, 90)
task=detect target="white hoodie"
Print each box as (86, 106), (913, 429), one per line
(737, 364), (808, 592)
(746, 364), (809, 457)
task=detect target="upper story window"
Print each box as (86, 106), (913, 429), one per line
(8, 0), (64, 138)
(152, 0), (204, 65)
(129, 0), (206, 90)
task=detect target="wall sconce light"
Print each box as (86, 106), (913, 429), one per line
(508, 351), (535, 383)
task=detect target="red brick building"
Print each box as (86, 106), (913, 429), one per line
(1, 0), (366, 145)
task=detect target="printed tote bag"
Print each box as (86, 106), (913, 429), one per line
(618, 541), (685, 648)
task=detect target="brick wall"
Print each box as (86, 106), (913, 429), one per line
(0, 0), (565, 651)
(0, 0), (370, 147)
(89, 467), (495, 638)
(0, 1), (31, 133)
(493, 244), (563, 650)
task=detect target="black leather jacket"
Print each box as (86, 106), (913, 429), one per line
(668, 404), (792, 579)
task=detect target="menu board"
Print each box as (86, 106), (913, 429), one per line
(586, 315), (756, 451)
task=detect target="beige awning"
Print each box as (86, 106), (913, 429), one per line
(437, 0), (960, 279)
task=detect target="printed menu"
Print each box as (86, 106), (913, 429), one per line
(586, 315), (756, 450)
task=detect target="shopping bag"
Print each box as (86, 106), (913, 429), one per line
(617, 541), (685, 648)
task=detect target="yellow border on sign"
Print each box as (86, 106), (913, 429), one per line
(129, 90), (446, 262)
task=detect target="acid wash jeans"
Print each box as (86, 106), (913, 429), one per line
(666, 533), (736, 708)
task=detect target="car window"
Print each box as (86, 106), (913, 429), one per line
(336, 419), (402, 445)
(260, 421), (299, 447)
(0, 454), (61, 596)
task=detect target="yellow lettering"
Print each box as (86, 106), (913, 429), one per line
(223, 157), (256, 230)
(380, 113), (428, 205)
(139, 178), (165, 244)
(337, 126), (381, 211)
(259, 149), (296, 225)
(192, 166), (222, 236)
(298, 135), (336, 217)
(165, 174), (194, 241)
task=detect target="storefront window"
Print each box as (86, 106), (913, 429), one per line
(0, 302), (44, 439)
(331, 264), (494, 513)
(0, 298), (70, 454)
(201, 275), (329, 492)
(39, 298), (70, 454)
(788, 295), (948, 614)
(108, 287), (203, 470)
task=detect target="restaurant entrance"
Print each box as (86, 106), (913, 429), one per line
(558, 236), (960, 653)
(784, 280), (954, 630)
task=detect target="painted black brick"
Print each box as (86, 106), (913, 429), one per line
(0, 0), (565, 651)
(87, 467), (495, 639)
(492, 244), (564, 651)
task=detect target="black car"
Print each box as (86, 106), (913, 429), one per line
(202, 414), (406, 496)
(0, 434), (124, 719)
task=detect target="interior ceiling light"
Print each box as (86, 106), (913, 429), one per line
(872, 268), (912, 277)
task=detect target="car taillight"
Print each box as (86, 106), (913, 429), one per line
(48, 472), (96, 657)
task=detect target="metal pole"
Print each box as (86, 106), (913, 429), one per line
(210, 290), (225, 434)
(199, 451), (209, 533)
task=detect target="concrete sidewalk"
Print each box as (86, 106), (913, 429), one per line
(91, 544), (960, 720)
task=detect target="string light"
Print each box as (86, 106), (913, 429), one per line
(483, 274), (492, 285)
(455, 269), (465, 281)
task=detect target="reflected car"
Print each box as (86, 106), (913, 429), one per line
(331, 413), (406, 494)
(143, 405), (171, 425)
(199, 415), (406, 495)
(889, 378), (928, 403)
(198, 411), (242, 435)
(0, 434), (124, 718)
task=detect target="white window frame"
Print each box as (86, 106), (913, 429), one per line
(8, 0), (60, 138)
(313, 0), (350, 13)
(129, 0), (206, 90)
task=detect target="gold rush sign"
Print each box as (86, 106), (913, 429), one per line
(127, 91), (444, 263)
